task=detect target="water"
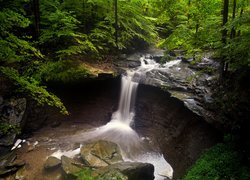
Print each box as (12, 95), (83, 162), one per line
(51, 56), (181, 179)
(115, 72), (138, 125)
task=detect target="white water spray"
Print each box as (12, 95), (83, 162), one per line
(53, 56), (181, 179)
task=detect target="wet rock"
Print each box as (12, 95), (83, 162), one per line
(189, 57), (219, 70)
(0, 151), (17, 167)
(0, 98), (26, 126)
(23, 99), (48, 131)
(44, 156), (61, 169)
(0, 151), (20, 176)
(95, 162), (154, 180)
(0, 167), (18, 176)
(6, 160), (25, 168)
(61, 155), (82, 179)
(0, 134), (16, 147)
(80, 140), (123, 167)
(93, 169), (128, 179)
(0, 97), (26, 147)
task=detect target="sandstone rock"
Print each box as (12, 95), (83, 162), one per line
(80, 140), (123, 167)
(44, 156), (61, 169)
(61, 155), (82, 179)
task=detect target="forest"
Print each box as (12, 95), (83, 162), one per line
(0, 0), (250, 179)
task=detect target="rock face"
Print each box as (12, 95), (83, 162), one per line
(22, 98), (48, 132)
(135, 84), (220, 179)
(0, 97), (26, 147)
(116, 50), (220, 126)
(80, 140), (123, 167)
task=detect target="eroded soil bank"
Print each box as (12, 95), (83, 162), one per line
(15, 77), (220, 179)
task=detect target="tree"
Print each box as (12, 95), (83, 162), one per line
(220, 0), (229, 78)
(114, 0), (118, 48)
(0, 0), (68, 114)
(33, 0), (40, 39)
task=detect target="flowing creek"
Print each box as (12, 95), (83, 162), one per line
(14, 54), (219, 179)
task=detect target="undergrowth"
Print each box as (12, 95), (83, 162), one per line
(183, 142), (250, 180)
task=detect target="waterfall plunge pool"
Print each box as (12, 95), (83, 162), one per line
(14, 56), (219, 179)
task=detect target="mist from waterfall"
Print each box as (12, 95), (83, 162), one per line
(115, 72), (138, 125)
(54, 55), (182, 179)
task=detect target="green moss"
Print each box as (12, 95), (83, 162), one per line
(183, 143), (250, 180)
(0, 123), (20, 135)
(75, 168), (127, 180)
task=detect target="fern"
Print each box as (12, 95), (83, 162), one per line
(0, 67), (69, 115)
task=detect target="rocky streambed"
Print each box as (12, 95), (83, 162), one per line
(0, 49), (221, 179)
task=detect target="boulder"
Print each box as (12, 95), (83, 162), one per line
(93, 169), (128, 180)
(80, 140), (123, 167)
(95, 161), (154, 180)
(61, 155), (82, 179)
(44, 156), (61, 170)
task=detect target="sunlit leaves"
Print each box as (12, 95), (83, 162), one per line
(0, 67), (68, 115)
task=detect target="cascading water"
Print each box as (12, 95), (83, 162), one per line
(113, 72), (138, 125)
(52, 55), (181, 179)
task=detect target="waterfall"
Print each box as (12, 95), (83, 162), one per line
(64, 55), (179, 179)
(114, 73), (138, 125)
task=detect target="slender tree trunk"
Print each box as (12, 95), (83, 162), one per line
(220, 0), (229, 79)
(33, 0), (40, 40)
(222, 0), (229, 44)
(114, 0), (118, 49)
(237, 8), (244, 36)
(230, 0), (237, 39)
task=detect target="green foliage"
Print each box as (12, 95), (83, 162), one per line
(0, 67), (68, 115)
(0, 8), (42, 63)
(39, 0), (99, 58)
(0, 1), (68, 115)
(117, 0), (157, 48)
(223, 11), (250, 69)
(59, 0), (157, 51)
(184, 143), (250, 180)
(0, 123), (21, 135)
(75, 168), (96, 180)
(157, 0), (221, 55)
(37, 60), (90, 82)
(75, 168), (127, 180)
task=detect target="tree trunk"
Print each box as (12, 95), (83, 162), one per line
(114, 0), (118, 49)
(33, 0), (40, 40)
(237, 8), (244, 36)
(230, 0), (237, 39)
(220, 0), (229, 79)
